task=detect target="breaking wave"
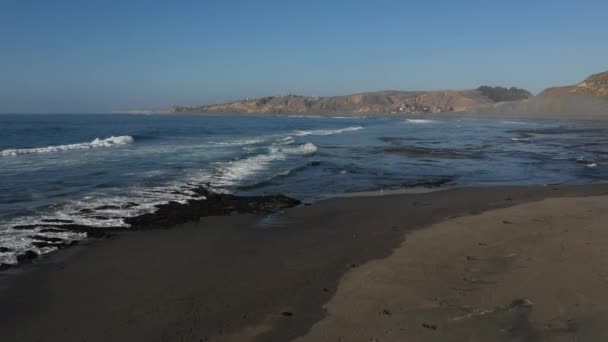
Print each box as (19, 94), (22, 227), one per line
(283, 142), (318, 155)
(208, 142), (318, 187)
(293, 126), (363, 136)
(404, 119), (435, 124)
(0, 136), (134, 157)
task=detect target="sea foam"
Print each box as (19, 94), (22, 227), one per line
(0, 136), (134, 157)
(404, 119), (435, 124)
(209, 142), (318, 187)
(293, 126), (363, 136)
(283, 142), (318, 155)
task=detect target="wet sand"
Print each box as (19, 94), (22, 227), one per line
(0, 184), (607, 341)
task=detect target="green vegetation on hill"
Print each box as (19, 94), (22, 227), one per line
(476, 86), (532, 103)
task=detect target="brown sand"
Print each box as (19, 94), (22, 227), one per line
(296, 195), (608, 342)
(0, 185), (607, 342)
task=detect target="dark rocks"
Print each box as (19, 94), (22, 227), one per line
(509, 299), (533, 309)
(32, 242), (57, 249)
(378, 136), (418, 144)
(378, 146), (482, 159)
(422, 323), (437, 330)
(16, 251), (38, 263)
(401, 177), (454, 189)
(39, 228), (67, 233)
(32, 240), (78, 249)
(13, 224), (122, 238)
(510, 128), (608, 135)
(29, 235), (77, 249)
(94, 205), (122, 210)
(382, 309), (392, 316)
(125, 187), (300, 230)
(41, 219), (73, 224)
(31, 235), (64, 243)
(0, 247), (11, 253)
(281, 311), (294, 317)
(4, 186), (301, 271)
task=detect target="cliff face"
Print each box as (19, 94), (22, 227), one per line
(539, 71), (608, 98)
(169, 88), (519, 115)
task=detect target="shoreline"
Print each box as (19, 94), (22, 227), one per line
(1, 184), (608, 341)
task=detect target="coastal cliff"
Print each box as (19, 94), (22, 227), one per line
(169, 87), (530, 115)
(539, 71), (608, 98)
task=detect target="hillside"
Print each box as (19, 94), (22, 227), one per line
(539, 71), (608, 98)
(460, 70), (608, 121)
(169, 87), (529, 115)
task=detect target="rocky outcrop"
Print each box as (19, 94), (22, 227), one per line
(2, 187), (301, 271)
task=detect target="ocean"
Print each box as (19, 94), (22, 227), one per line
(1, 114), (607, 266)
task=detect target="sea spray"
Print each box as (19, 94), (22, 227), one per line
(1, 136), (134, 157)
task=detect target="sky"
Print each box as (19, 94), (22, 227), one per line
(1, 0), (607, 113)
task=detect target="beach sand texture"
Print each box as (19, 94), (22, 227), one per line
(296, 195), (608, 342)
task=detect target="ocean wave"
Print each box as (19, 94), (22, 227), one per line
(0, 136), (134, 157)
(404, 119), (435, 124)
(277, 136), (295, 145)
(212, 138), (265, 146)
(293, 126), (363, 136)
(282, 142), (318, 155)
(210, 142), (317, 187)
(501, 121), (530, 125)
(209, 149), (287, 187)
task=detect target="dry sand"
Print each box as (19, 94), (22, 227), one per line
(296, 196), (608, 342)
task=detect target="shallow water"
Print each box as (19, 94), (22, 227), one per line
(0, 114), (607, 264)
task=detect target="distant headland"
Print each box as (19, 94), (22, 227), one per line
(165, 70), (608, 119)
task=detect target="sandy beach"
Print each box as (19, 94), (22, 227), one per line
(1, 184), (607, 341)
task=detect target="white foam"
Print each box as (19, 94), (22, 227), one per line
(511, 137), (531, 142)
(0, 226), (87, 265)
(277, 136), (295, 145)
(283, 143), (318, 155)
(587, 163), (598, 168)
(501, 121), (529, 125)
(213, 138), (264, 146)
(404, 119), (435, 124)
(293, 126), (363, 136)
(0, 136), (134, 157)
(210, 148), (286, 187)
(198, 141), (318, 188)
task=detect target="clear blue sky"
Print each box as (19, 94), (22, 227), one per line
(1, 0), (607, 113)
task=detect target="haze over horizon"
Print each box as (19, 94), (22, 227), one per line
(1, 0), (607, 113)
